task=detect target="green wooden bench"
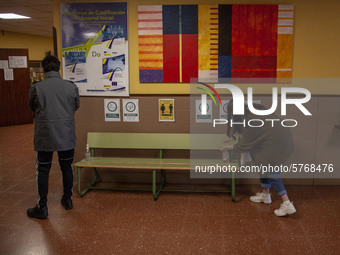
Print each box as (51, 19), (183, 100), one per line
(73, 132), (238, 201)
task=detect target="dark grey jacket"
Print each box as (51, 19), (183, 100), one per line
(233, 112), (293, 166)
(28, 71), (80, 151)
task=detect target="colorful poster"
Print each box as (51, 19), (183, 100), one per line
(61, 2), (129, 96)
(104, 99), (120, 122)
(159, 99), (175, 122)
(138, 4), (294, 83)
(123, 99), (139, 122)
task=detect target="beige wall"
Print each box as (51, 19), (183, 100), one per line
(0, 31), (53, 60)
(52, 0), (340, 185)
(54, 0), (340, 95)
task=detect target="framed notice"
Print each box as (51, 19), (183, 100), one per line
(159, 99), (175, 122)
(60, 2), (129, 96)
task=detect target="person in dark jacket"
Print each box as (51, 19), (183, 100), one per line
(27, 55), (80, 219)
(220, 100), (296, 217)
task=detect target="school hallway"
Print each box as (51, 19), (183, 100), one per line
(0, 124), (339, 255)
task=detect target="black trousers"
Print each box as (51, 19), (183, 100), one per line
(36, 149), (74, 207)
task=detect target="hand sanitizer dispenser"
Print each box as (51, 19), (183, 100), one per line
(85, 144), (91, 161)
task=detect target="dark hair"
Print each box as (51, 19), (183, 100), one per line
(41, 55), (60, 72)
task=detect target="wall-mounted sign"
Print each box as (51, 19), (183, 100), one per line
(61, 2), (129, 96)
(196, 99), (212, 123)
(159, 99), (175, 122)
(104, 99), (120, 122)
(123, 99), (139, 122)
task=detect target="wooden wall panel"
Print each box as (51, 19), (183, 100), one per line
(74, 95), (191, 161)
(74, 95), (340, 185)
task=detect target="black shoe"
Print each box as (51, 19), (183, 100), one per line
(27, 205), (48, 219)
(61, 197), (73, 210)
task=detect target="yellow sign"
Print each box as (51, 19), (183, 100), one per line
(159, 99), (175, 122)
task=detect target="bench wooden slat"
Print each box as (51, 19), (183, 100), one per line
(74, 157), (238, 170)
(87, 132), (237, 150)
(87, 132), (191, 149)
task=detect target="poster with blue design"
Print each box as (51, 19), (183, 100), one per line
(64, 51), (87, 82)
(60, 2), (129, 96)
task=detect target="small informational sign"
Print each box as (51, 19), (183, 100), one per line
(4, 68), (14, 81)
(0, 60), (14, 80)
(220, 100), (230, 119)
(159, 99), (175, 122)
(196, 99), (212, 123)
(104, 99), (120, 122)
(8, 56), (27, 68)
(123, 99), (139, 122)
(0, 60), (9, 69)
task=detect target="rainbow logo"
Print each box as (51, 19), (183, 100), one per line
(196, 82), (222, 115)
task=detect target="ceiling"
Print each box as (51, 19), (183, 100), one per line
(0, 0), (54, 38)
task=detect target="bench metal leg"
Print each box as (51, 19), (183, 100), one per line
(152, 169), (156, 199)
(77, 167), (99, 197)
(152, 169), (165, 201)
(231, 172), (236, 202)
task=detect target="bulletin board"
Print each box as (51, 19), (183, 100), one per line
(60, 2), (129, 96)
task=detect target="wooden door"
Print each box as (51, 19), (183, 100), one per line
(0, 48), (33, 126)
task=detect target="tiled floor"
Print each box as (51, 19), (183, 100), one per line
(0, 124), (339, 255)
